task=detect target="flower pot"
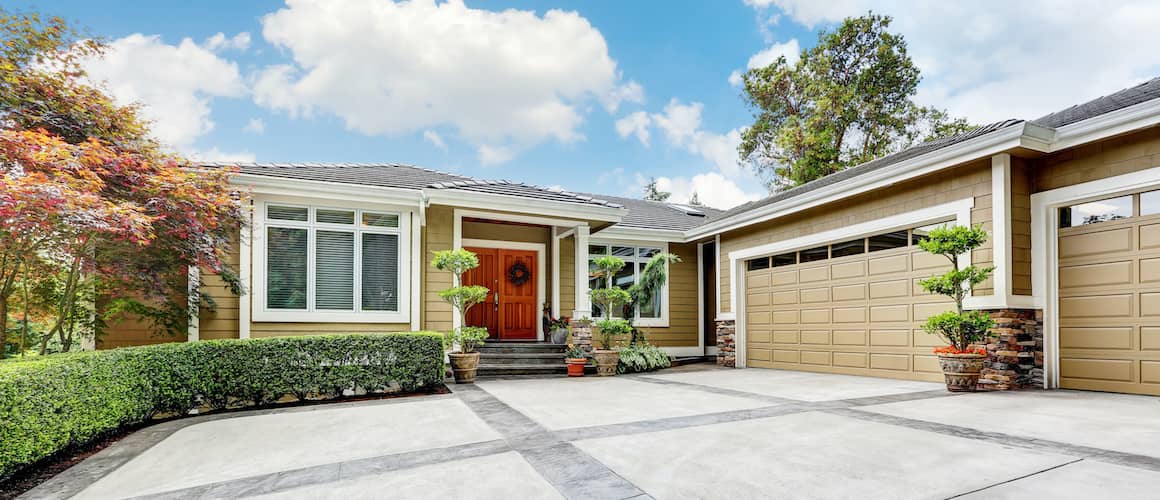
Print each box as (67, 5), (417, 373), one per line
(449, 352), (481, 384)
(551, 328), (567, 345)
(566, 358), (587, 377)
(937, 353), (985, 392)
(593, 350), (619, 377)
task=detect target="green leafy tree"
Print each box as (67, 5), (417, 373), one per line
(643, 177), (671, 202)
(431, 249), (490, 353)
(917, 225), (995, 352)
(588, 256), (632, 349)
(738, 13), (973, 190)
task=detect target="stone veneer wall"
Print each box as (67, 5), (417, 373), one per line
(571, 320), (593, 354)
(716, 319), (736, 367)
(975, 309), (1044, 391)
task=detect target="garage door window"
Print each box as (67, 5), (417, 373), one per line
(830, 239), (866, 258)
(772, 252), (797, 267)
(1141, 190), (1160, 216)
(800, 246), (829, 263)
(1059, 195), (1132, 228)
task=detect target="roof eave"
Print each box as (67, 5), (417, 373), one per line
(424, 188), (628, 223)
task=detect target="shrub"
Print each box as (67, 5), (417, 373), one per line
(916, 224), (996, 352)
(594, 318), (632, 350)
(617, 342), (672, 374)
(0, 332), (443, 480)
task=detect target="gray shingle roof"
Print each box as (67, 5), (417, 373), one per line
(1033, 76), (1160, 128)
(202, 162), (623, 209)
(708, 119), (1025, 222)
(576, 194), (724, 231)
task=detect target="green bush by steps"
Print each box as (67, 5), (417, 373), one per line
(0, 332), (444, 480)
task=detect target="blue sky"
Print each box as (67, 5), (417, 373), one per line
(15, 0), (1160, 208)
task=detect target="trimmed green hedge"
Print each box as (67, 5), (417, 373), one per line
(0, 332), (444, 480)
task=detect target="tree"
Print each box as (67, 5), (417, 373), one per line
(431, 249), (490, 353)
(738, 13), (973, 190)
(642, 177), (671, 202)
(917, 225), (995, 352)
(0, 10), (245, 356)
(688, 192), (702, 206)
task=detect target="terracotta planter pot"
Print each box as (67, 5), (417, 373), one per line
(449, 352), (481, 384)
(937, 353), (985, 392)
(593, 350), (619, 377)
(566, 358), (587, 377)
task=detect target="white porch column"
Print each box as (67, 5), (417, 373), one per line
(991, 153), (1013, 300)
(551, 226), (560, 318)
(572, 224), (591, 319)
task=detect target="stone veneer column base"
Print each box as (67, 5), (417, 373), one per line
(716, 319), (736, 367)
(570, 320), (594, 354)
(970, 309), (1044, 391)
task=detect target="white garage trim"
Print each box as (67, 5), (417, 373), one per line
(728, 198), (975, 368)
(1030, 165), (1160, 389)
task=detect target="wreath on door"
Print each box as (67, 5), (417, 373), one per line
(507, 261), (531, 286)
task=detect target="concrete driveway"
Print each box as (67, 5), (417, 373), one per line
(26, 365), (1160, 499)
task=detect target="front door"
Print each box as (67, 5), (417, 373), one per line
(463, 247), (538, 340)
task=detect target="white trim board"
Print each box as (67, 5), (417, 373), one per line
(728, 199), (975, 368)
(461, 238), (548, 341)
(1030, 164), (1160, 390)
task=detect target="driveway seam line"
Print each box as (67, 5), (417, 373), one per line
(828, 407), (1160, 472)
(941, 458), (1085, 499)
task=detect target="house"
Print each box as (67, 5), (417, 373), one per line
(103, 76), (1160, 396)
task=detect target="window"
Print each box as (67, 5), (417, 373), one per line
(869, 231), (909, 252)
(771, 252), (797, 267)
(588, 242), (667, 325)
(1141, 190), (1160, 216)
(830, 238), (865, 258)
(262, 203), (405, 319)
(747, 257), (771, 271)
(800, 245), (829, 263)
(1059, 195), (1132, 228)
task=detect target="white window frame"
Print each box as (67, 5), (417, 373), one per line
(587, 239), (670, 327)
(252, 196), (412, 323)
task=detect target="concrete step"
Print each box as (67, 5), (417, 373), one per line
(478, 353), (566, 365)
(477, 363), (567, 376)
(477, 342), (567, 354)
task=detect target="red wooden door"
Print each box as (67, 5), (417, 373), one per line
(498, 250), (537, 339)
(462, 247), (537, 340)
(463, 247), (499, 336)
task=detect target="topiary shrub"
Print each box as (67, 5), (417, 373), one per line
(0, 332), (443, 480)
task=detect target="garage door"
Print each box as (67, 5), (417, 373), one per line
(744, 227), (955, 382)
(1057, 191), (1160, 395)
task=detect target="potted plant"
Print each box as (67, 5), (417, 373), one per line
(589, 255), (633, 376)
(564, 344), (588, 377)
(917, 224), (995, 392)
(432, 249), (491, 384)
(546, 314), (570, 345)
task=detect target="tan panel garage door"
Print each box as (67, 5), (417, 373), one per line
(745, 239), (954, 382)
(1058, 212), (1160, 396)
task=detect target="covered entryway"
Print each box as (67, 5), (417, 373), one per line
(1056, 193), (1160, 395)
(743, 229), (956, 382)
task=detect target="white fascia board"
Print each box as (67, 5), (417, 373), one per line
(1049, 98), (1160, 152)
(424, 189), (627, 223)
(685, 123), (1030, 240)
(594, 226), (687, 243)
(233, 174), (424, 206)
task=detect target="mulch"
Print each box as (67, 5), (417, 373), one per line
(0, 385), (450, 499)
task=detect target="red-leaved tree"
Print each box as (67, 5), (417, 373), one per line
(0, 9), (245, 355)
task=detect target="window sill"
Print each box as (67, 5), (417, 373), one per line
(252, 310), (410, 324)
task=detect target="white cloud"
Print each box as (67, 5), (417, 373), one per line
(729, 39), (801, 86)
(745, 1), (1160, 124)
(653, 172), (761, 210)
(597, 167), (627, 185)
(243, 118), (265, 134)
(614, 111), (652, 146)
(478, 144), (514, 166)
(621, 99), (765, 209)
(83, 34), (247, 156)
(188, 147), (257, 163)
(423, 130), (448, 151)
(204, 32), (251, 51)
(253, 0), (639, 165)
